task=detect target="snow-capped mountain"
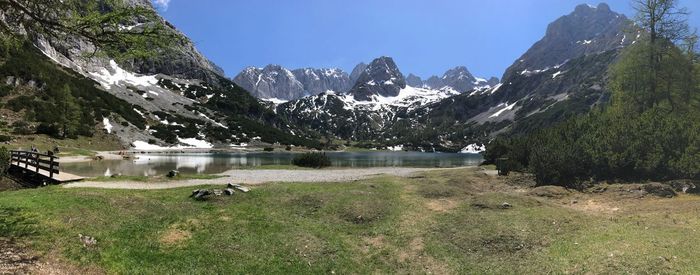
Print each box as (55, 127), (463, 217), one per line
(275, 56), (472, 142)
(396, 3), (637, 151)
(416, 66), (499, 93)
(232, 65), (353, 101)
(275, 3), (636, 152)
(1, 0), (318, 149)
(502, 3), (633, 81)
(347, 57), (407, 101)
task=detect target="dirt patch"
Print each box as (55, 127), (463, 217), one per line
(160, 219), (201, 246)
(0, 239), (38, 274)
(418, 183), (459, 198)
(569, 199), (621, 215)
(340, 199), (388, 224)
(478, 234), (532, 254)
(425, 199), (459, 212)
(361, 235), (386, 254)
(295, 233), (335, 265)
(160, 228), (191, 246)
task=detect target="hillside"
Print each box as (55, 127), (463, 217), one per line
(0, 0), (320, 150)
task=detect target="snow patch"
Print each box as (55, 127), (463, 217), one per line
(102, 117), (113, 134)
(178, 137), (213, 149)
(490, 102), (517, 118)
(263, 98), (288, 104)
(89, 60), (158, 90)
(460, 143), (485, 154)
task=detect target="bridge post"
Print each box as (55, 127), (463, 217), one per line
(24, 152), (28, 169)
(35, 153), (39, 173)
(49, 156), (54, 178)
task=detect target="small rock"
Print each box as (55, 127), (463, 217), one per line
(228, 183), (249, 193)
(167, 170), (180, 178)
(213, 189), (223, 196)
(224, 188), (235, 196)
(500, 202), (512, 209)
(78, 234), (97, 247)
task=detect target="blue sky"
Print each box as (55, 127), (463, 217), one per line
(154, 0), (700, 79)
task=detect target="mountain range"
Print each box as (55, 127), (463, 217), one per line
(0, 1), (636, 152)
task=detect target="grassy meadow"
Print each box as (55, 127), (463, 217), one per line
(1, 167), (699, 274)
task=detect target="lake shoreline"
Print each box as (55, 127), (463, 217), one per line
(63, 166), (462, 189)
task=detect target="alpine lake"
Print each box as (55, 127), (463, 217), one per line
(61, 151), (484, 177)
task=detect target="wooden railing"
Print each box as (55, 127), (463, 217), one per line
(10, 150), (60, 178)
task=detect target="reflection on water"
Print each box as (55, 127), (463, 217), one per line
(62, 152), (484, 177)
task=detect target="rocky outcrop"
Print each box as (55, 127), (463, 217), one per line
(349, 62), (368, 84)
(233, 65), (306, 100)
(502, 3), (632, 81)
(406, 74), (424, 87)
(291, 68), (352, 96)
(233, 66), (352, 100)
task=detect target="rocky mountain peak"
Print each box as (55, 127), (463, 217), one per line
(349, 62), (368, 84)
(503, 2), (632, 80)
(442, 66), (474, 80)
(233, 65), (352, 101)
(348, 56), (406, 101)
(406, 74), (424, 87)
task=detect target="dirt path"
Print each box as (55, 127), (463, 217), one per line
(63, 167), (443, 190)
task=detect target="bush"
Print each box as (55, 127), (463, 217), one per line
(292, 152), (331, 168)
(11, 121), (32, 135)
(263, 147), (274, 152)
(0, 147), (9, 175)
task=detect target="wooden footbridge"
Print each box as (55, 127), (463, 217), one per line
(8, 150), (84, 185)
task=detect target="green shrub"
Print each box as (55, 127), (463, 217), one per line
(0, 147), (9, 175)
(0, 207), (38, 239)
(292, 152), (331, 168)
(263, 147), (274, 152)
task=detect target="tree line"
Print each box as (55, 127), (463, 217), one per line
(484, 0), (700, 188)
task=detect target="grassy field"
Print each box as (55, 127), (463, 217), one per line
(5, 133), (123, 157)
(1, 167), (699, 274)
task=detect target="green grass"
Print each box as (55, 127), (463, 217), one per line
(5, 134), (122, 157)
(1, 168), (700, 273)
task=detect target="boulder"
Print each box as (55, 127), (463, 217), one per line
(665, 180), (699, 194)
(528, 186), (571, 199)
(224, 188), (235, 196)
(228, 183), (250, 193)
(189, 189), (212, 200)
(167, 170), (179, 178)
(642, 183), (676, 198)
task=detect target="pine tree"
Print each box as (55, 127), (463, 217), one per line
(56, 85), (80, 139)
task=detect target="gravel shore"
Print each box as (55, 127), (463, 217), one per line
(63, 167), (441, 190)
